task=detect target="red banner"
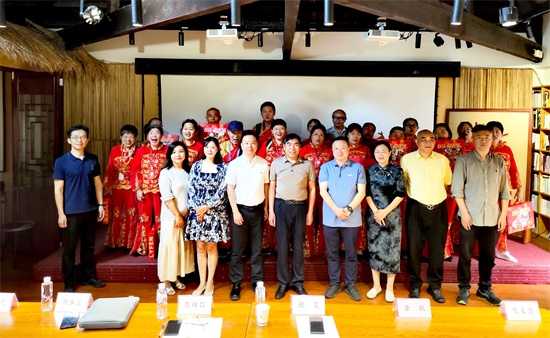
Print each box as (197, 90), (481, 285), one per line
(384, 139), (412, 166)
(433, 139), (466, 171)
(199, 123), (228, 143)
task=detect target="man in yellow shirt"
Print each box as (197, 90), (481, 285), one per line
(401, 130), (452, 303)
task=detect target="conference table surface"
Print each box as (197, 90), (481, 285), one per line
(1, 301), (549, 337)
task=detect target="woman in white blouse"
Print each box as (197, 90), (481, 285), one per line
(157, 141), (195, 295)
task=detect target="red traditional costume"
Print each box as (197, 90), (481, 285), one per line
(104, 145), (138, 249)
(130, 143), (167, 259)
(220, 140), (241, 164)
(492, 141), (522, 252)
(300, 143), (334, 257)
(258, 137), (286, 251)
(253, 122), (273, 148)
(183, 140), (203, 167)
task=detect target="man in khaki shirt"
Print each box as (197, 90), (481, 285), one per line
(451, 124), (510, 306)
(401, 130), (452, 303)
(269, 133), (316, 299)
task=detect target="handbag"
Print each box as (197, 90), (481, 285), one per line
(506, 201), (535, 234)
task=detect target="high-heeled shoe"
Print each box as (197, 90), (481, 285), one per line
(192, 285), (206, 296)
(204, 285), (214, 296)
(175, 281), (186, 290)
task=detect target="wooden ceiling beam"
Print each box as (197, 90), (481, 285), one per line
(336, 0), (543, 62)
(282, 0), (300, 61)
(60, 0), (260, 49)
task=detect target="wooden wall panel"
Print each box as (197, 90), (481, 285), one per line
(454, 68), (532, 109)
(63, 64), (143, 174)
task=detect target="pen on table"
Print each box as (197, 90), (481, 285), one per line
(158, 321), (167, 337)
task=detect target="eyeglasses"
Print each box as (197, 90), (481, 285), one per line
(332, 116), (346, 120)
(71, 136), (88, 141)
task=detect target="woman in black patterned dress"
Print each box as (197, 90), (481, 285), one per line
(365, 140), (406, 303)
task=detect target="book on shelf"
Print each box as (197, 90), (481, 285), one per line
(532, 133), (540, 150)
(533, 152), (540, 171)
(533, 89), (542, 107)
(533, 109), (541, 129)
(541, 198), (550, 216)
(533, 173), (539, 191)
(544, 91), (549, 108)
(532, 194), (539, 213)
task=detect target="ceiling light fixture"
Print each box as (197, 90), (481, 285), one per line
(525, 21), (533, 39)
(466, 41), (473, 48)
(178, 29), (184, 46)
(433, 33), (444, 47)
(455, 38), (461, 49)
(451, 0), (465, 25)
(415, 32), (421, 49)
(324, 0), (334, 26)
(258, 31), (263, 47)
(131, 0), (142, 27)
(231, 0), (241, 27)
(305, 31), (311, 47)
(0, 0), (6, 28)
(499, 0), (518, 27)
(129, 32), (135, 45)
(82, 5), (104, 25)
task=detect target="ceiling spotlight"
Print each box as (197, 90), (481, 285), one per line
(455, 38), (461, 49)
(178, 29), (184, 46)
(433, 33), (444, 47)
(0, 0), (6, 28)
(258, 31), (263, 47)
(466, 41), (473, 48)
(415, 32), (421, 49)
(231, 0), (241, 27)
(131, 0), (142, 27)
(324, 0), (334, 26)
(82, 5), (104, 25)
(499, 0), (518, 27)
(526, 21), (534, 39)
(129, 32), (135, 45)
(305, 31), (311, 48)
(451, 0), (465, 25)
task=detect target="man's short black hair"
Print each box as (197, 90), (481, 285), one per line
(333, 136), (349, 146)
(363, 122), (376, 130)
(260, 101), (276, 112)
(241, 130), (258, 143)
(389, 126), (404, 135)
(120, 124), (138, 137)
(472, 124), (493, 134)
(486, 121), (504, 133)
(271, 119), (287, 129)
(284, 133), (301, 144)
(68, 124), (89, 138)
(403, 117), (419, 128)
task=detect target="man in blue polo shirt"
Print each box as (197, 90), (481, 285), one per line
(53, 124), (105, 292)
(319, 136), (366, 301)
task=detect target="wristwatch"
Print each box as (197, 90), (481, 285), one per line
(345, 205), (353, 213)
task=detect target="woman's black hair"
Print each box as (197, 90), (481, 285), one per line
(457, 121), (473, 133)
(310, 124), (326, 137)
(201, 136), (223, 164)
(163, 141), (190, 172)
(347, 123), (362, 135)
(307, 118), (321, 130)
(181, 119), (201, 138)
(486, 121), (504, 133)
(145, 124), (164, 136)
(434, 123), (453, 139)
(373, 140), (392, 153)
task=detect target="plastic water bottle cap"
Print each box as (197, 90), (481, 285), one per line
(44, 277), (51, 283)
(158, 283), (165, 289)
(257, 281), (264, 287)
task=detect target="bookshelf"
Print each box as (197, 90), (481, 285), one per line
(531, 85), (550, 246)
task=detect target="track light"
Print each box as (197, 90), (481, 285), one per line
(178, 30), (184, 46)
(415, 32), (421, 49)
(324, 0), (334, 26)
(258, 31), (263, 47)
(0, 0), (6, 28)
(433, 33), (444, 47)
(499, 0), (518, 27)
(455, 38), (461, 49)
(305, 31), (311, 47)
(129, 32), (135, 45)
(131, 0), (142, 27)
(231, 0), (241, 27)
(526, 21), (534, 39)
(451, 0), (465, 25)
(466, 41), (473, 48)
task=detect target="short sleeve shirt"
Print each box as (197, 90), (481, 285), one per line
(53, 152), (101, 215)
(319, 159), (366, 227)
(270, 156), (316, 201)
(225, 155), (270, 206)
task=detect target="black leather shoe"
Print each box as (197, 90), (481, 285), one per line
(427, 287), (446, 303)
(409, 287), (420, 298)
(444, 256), (454, 262)
(82, 278), (105, 288)
(230, 283), (241, 301)
(292, 285), (308, 295)
(64, 284), (74, 292)
(275, 285), (289, 299)
(251, 282), (257, 292)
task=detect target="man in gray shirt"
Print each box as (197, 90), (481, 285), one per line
(451, 124), (511, 306)
(269, 133), (316, 299)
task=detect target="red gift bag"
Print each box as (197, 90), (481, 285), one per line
(506, 201), (535, 234)
(102, 195), (110, 225)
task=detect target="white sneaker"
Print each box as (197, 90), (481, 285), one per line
(496, 250), (518, 263)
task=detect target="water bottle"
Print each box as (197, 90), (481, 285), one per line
(157, 283), (168, 319)
(255, 281), (266, 304)
(41, 276), (53, 312)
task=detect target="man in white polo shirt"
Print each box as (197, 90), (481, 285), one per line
(226, 130), (270, 301)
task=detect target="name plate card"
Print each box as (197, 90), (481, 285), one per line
(0, 293), (18, 312)
(177, 295), (213, 316)
(394, 298), (432, 319)
(54, 292), (93, 313)
(291, 295), (325, 316)
(499, 301), (542, 321)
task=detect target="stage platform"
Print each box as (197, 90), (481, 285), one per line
(33, 226), (550, 285)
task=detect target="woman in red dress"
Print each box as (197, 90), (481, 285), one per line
(488, 121), (523, 263)
(299, 124), (333, 257)
(457, 121), (475, 152)
(104, 125), (139, 253)
(130, 125), (168, 258)
(257, 119), (287, 253)
(253, 101), (277, 148)
(181, 119), (204, 167)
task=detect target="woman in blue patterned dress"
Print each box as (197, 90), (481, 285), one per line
(186, 137), (229, 296)
(365, 140), (406, 303)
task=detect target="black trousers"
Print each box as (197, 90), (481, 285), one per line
(62, 210), (98, 286)
(457, 221), (499, 290)
(275, 200), (307, 287)
(405, 198), (447, 289)
(230, 204), (264, 284)
(324, 225), (359, 286)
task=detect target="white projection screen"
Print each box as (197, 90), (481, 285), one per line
(161, 75), (437, 139)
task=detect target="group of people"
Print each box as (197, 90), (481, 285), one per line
(53, 102), (522, 307)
